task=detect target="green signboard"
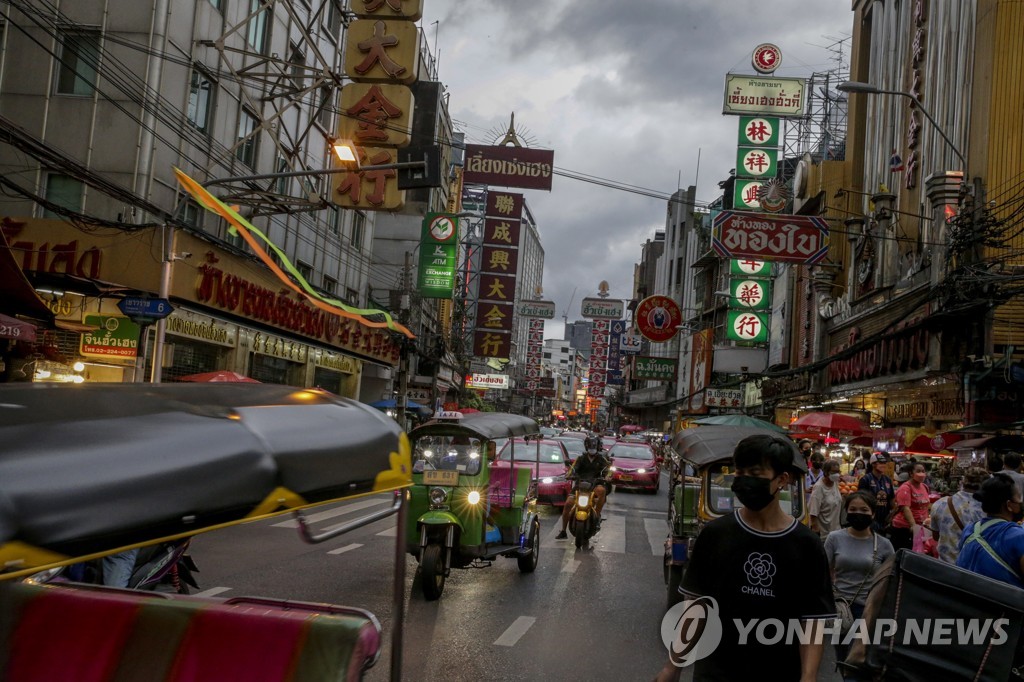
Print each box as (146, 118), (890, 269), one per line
(730, 259), (771, 277)
(80, 314), (140, 359)
(634, 356), (677, 381)
(736, 146), (777, 179)
(726, 311), (769, 343)
(417, 213), (459, 298)
(733, 180), (762, 211)
(738, 116), (780, 147)
(728, 278), (772, 311)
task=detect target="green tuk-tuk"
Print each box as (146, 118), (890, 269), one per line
(407, 411), (542, 600)
(663, 426), (808, 607)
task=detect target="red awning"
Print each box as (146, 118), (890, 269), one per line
(0, 313), (37, 342)
(0, 226), (54, 320)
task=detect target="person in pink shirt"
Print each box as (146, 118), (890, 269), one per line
(888, 462), (931, 551)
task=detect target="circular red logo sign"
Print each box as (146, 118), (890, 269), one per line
(752, 44), (782, 74)
(635, 295), (682, 343)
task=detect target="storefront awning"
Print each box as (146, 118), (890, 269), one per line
(951, 435), (1024, 451)
(0, 313), (38, 342)
(0, 228), (54, 321)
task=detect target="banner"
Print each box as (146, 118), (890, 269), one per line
(463, 145), (555, 191)
(417, 213), (459, 298)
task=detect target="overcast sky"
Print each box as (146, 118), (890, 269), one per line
(418, 1), (852, 337)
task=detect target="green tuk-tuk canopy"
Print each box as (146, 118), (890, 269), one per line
(672, 425), (807, 472)
(411, 412), (539, 442)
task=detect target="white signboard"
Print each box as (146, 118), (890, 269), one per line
(466, 373), (509, 390)
(619, 333), (642, 355)
(705, 388), (743, 409)
(518, 300), (556, 319)
(723, 74), (807, 117)
(581, 297), (625, 319)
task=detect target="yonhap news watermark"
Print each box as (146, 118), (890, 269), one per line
(661, 596), (1012, 667)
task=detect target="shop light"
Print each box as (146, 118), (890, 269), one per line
(72, 361), (85, 372)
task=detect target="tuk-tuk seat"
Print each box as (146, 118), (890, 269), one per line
(0, 582), (381, 682)
(488, 466), (531, 509)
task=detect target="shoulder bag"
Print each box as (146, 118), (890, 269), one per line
(835, 532), (878, 637)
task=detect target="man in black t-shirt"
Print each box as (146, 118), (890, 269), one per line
(656, 433), (836, 682)
(858, 452), (895, 531)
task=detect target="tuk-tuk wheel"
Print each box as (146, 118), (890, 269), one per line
(420, 543), (446, 601)
(517, 519), (540, 573)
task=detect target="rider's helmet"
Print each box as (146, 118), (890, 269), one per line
(584, 434), (601, 455)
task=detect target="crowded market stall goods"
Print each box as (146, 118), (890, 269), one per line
(789, 411), (870, 438)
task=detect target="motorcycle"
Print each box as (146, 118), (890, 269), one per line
(567, 477), (607, 549)
(30, 539), (199, 593)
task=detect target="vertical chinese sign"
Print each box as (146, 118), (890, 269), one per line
(524, 317), (544, 392)
(726, 258), (771, 343)
(589, 319), (610, 400)
(734, 116), (781, 212)
(472, 191), (523, 359)
(417, 213), (458, 298)
(336, 0), (423, 212)
(607, 319), (626, 386)
(688, 329), (714, 414)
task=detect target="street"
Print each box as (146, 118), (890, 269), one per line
(189, 474), (675, 681)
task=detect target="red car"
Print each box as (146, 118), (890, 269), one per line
(607, 442), (660, 493)
(495, 438), (572, 506)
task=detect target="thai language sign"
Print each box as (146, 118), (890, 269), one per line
(722, 74), (807, 116)
(463, 145), (555, 191)
(712, 211), (829, 264)
(634, 356), (677, 381)
(706, 388), (743, 408)
(465, 373), (509, 390)
(580, 297), (625, 319)
(80, 314), (139, 359)
(518, 300), (556, 319)
(417, 213), (459, 298)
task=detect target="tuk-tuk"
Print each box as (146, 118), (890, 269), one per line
(663, 426), (808, 607)
(407, 410), (542, 600)
(0, 382), (413, 682)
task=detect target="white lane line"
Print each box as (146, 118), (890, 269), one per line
(644, 518), (668, 557)
(376, 525), (397, 537)
(192, 586), (232, 598)
(592, 514), (626, 554)
(328, 543), (363, 555)
(272, 498), (389, 529)
(493, 616), (537, 647)
(561, 559), (581, 573)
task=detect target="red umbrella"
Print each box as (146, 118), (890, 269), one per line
(0, 313), (38, 342)
(177, 370), (260, 383)
(789, 412), (869, 438)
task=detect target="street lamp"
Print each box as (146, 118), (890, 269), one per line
(837, 81), (966, 170)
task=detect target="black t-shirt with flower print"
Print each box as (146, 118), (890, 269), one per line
(679, 510), (836, 681)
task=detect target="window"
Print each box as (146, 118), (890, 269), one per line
(317, 86), (335, 130)
(207, 0), (221, 11)
(247, 0), (269, 53)
(323, 0), (342, 41)
(296, 260), (313, 283)
(346, 287), (359, 304)
(274, 155), (289, 195)
(289, 43), (305, 91)
(187, 68), (214, 133)
(180, 199), (202, 228)
(43, 174), (83, 218)
(236, 110), (259, 167)
(326, 206), (340, 236)
(322, 275), (337, 295)
(543, 352), (552, 359)
(56, 30), (100, 95)
(351, 211), (365, 250)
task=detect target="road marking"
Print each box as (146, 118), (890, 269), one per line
(493, 616), (536, 646)
(272, 498), (389, 529)
(592, 514), (626, 554)
(376, 525), (397, 537)
(644, 518), (668, 556)
(328, 543), (363, 555)
(561, 559), (581, 573)
(192, 586), (232, 598)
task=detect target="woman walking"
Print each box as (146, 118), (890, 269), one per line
(889, 462), (931, 551)
(825, 492), (895, 671)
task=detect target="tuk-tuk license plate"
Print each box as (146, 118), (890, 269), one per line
(619, 475), (633, 482)
(423, 470), (459, 485)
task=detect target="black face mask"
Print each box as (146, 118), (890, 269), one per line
(846, 512), (874, 531)
(731, 475), (777, 511)
(1010, 503), (1024, 524)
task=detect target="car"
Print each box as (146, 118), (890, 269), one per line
(559, 430), (588, 440)
(495, 438), (572, 506)
(553, 436), (584, 462)
(601, 436), (617, 451)
(607, 441), (660, 493)
(539, 426), (562, 438)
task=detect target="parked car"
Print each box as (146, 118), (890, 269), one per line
(607, 442), (660, 493)
(553, 436), (585, 462)
(496, 438), (572, 506)
(601, 436), (618, 451)
(539, 426), (562, 438)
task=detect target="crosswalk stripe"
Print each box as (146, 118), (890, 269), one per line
(271, 498), (389, 529)
(592, 514), (626, 554)
(643, 518), (668, 557)
(192, 586), (232, 598)
(376, 525), (397, 537)
(328, 543), (363, 555)
(494, 616), (536, 647)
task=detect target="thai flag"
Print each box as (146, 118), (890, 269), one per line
(889, 153), (904, 172)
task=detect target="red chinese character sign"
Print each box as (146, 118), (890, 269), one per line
(635, 295), (682, 343)
(588, 319), (610, 398)
(727, 311), (769, 342)
(729, 279), (771, 311)
(339, 83), (413, 147)
(472, 189), (523, 360)
(730, 258), (770, 276)
(712, 211), (829, 264)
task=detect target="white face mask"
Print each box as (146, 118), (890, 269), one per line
(828, 473), (840, 483)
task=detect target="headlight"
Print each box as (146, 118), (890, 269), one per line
(578, 494), (590, 507)
(637, 468), (646, 474)
(609, 466), (617, 472)
(423, 450), (433, 458)
(469, 451), (480, 459)
(541, 477), (553, 484)
(466, 490), (481, 505)
(429, 487), (448, 505)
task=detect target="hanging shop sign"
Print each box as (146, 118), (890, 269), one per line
(634, 356), (677, 381)
(619, 333), (642, 355)
(733, 180), (764, 211)
(472, 330), (511, 359)
(518, 300), (556, 319)
(712, 211), (829, 264)
(731, 258), (770, 276)
(80, 314), (139, 360)
(580, 297), (624, 319)
(635, 295), (682, 343)
(689, 329), (713, 414)
(588, 319), (610, 397)
(333, 146), (405, 211)
(343, 19), (420, 84)
(338, 83), (414, 148)
(465, 372), (509, 390)
(463, 145), (555, 191)
(827, 321), (932, 386)
(761, 372), (810, 401)
(351, 0), (423, 21)
(417, 213), (459, 298)
(739, 116), (780, 147)
(706, 388), (743, 409)
(726, 311), (769, 343)
(728, 278), (772, 311)
(751, 44), (782, 74)
(165, 311), (235, 347)
(485, 191), (524, 219)
(722, 74), (807, 117)
(736, 147), (777, 179)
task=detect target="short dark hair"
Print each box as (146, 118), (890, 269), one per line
(975, 473), (1019, 515)
(734, 433), (801, 477)
(844, 490), (876, 511)
(822, 459), (840, 474)
(1003, 452), (1022, 469)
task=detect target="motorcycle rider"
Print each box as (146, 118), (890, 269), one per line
(556, 434), (610, 539)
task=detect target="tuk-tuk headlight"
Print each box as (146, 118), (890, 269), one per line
(466, 490), (481, 505)
(429, 487), (448, 505)
(609, 466), (617, 472)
